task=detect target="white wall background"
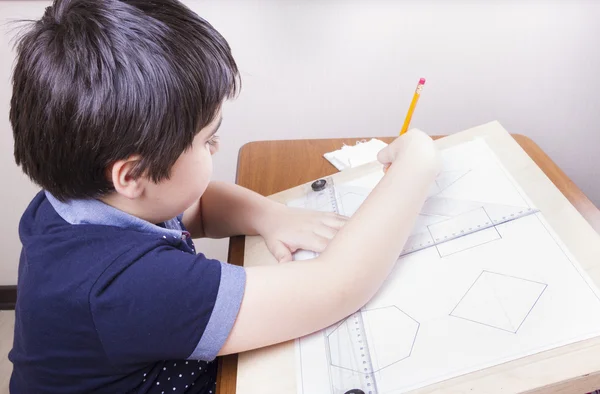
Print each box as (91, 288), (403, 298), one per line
(1, 0), (599, 285)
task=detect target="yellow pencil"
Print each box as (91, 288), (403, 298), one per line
(399, 77), (426, 135)
(383, 78), (426, 173)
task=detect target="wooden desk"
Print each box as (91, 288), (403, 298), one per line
(217, 134), (600, 394)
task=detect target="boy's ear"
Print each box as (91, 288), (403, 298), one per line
(108, 156), (147, 199)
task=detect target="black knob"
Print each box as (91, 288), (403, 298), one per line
(311, 179), (327, 192)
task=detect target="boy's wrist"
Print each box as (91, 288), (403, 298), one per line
(253, 199), (286, 237)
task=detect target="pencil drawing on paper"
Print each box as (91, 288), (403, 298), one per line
(434, 169), (471, 191)
(292, 138), (600, 394)
(327, 306), (419, 373)
(329, 156), (538, 259)
(398, 162), (537, 257)
(324, 306), (419, 394)
(450, 271), (547, 333)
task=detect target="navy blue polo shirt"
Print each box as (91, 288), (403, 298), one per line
(9, 191), (246, 393)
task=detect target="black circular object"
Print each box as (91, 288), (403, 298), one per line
(311, 179), (327, 191)
(344, 390), (365, 394)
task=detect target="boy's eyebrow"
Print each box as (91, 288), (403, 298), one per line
(208, 116), (223, 137)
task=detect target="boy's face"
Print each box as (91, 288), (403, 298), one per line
(141, 110), (222, 222)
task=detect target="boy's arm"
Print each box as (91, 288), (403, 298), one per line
(218, 130), (441, 355)
(183, 181), (347, 262)
(183, 181), (279, 239)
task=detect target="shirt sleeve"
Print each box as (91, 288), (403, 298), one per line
(89, 244), (246, 364)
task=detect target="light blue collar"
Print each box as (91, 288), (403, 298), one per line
(45, 191), (189, 241)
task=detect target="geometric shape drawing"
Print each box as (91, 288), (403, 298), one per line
(293, 138), (600, 394)
(450, 271), (547, 333)
(428, 207), (494, 243)
(421, 196), (482, 218)
(328, 306), (419, 374)
(326, 306), (420, 394)
(436, 226), (501, 257)
(400, 201), (535, 257)
(435, 169), (471, 191)
(399, 199), (537, 257)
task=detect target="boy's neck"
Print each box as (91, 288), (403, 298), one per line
(100, 193), (165, 225)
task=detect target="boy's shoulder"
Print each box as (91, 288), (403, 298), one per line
(17, 190), (192, 284)
(19, 190), (200, 266)
(17, 191), (233, 306)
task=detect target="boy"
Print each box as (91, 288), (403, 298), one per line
(8, 0), (440, 393)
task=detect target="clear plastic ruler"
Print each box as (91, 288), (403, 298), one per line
(400, 198), (539, 257)
(305, 177), (378, 394)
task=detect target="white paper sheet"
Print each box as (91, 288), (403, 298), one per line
(289, 139), (600, 394)
(323, 139), (389, 171)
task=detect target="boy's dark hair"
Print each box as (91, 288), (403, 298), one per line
(10, 0), (239, 201)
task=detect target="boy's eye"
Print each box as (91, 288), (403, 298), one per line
(207, 135), (220, 149)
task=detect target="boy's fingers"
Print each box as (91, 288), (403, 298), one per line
(266, 239), (293, 263)
(377, 145), (394, 165)
(322, 215), (347, 230)
(302, 234), (329, 253)
(313, 225), (337, 241)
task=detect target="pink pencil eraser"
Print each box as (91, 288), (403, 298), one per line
(419, 78), (426, 85)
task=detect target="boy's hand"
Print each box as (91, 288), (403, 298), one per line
(260, 206), (347, 263)
(377, 129), (439, 170)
